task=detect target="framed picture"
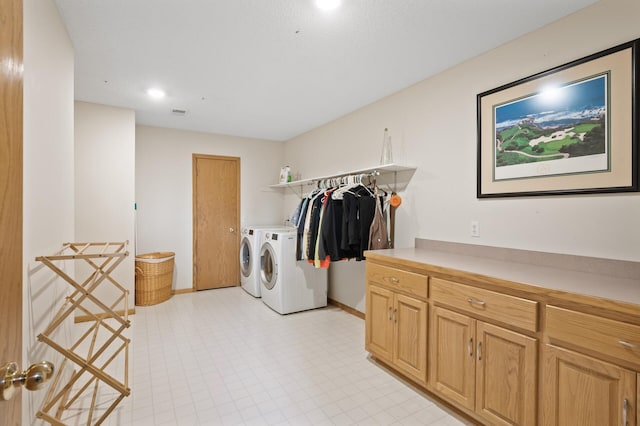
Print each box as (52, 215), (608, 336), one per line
(477, 39), (639, 198)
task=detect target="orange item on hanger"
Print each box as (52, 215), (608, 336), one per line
(390, 193), (402, 207)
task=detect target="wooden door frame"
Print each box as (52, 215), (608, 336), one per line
(192, 154), (241, 290)
(0, 0), (23, 423)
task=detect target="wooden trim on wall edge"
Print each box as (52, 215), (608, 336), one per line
(172, 288), (195, 295)
(328, 298), (365, 320)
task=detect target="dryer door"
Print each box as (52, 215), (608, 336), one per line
(240, 236), (252, 278)
(260, 243), (278, 290)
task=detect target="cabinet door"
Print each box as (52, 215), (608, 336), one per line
(430, 307), (476, 410)
(393, 294), (428, 384)
(542, 344), (636, 426)
(365, 284), (394, 362)
(476, 322), (537, 426)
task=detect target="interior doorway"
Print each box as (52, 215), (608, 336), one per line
(192, 154), (240, 291)
(0, 0), (23, 423)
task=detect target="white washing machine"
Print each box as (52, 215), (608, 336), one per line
(240, 225), (293, 297)
(259, 230), (328, 314)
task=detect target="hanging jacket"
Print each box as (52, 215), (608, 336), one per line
(368, 187), (389, 251)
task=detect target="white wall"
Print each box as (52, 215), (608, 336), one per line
(22, 0), (75, 422)
(283, 0), (640, 312)
(135, 125), (285, 292)
(74, 102), (136, 310)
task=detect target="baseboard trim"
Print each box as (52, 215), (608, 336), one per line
(172, 288), (195, 295)
(74, 308), (135, 323)
(328, 298), (365, 320)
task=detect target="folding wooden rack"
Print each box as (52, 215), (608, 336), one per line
(35, 241), (131, 426)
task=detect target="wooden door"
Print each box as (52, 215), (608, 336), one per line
(637, 373), (639, 426)
(475, 321), (537, 426)
(193, 154), (240, 291)
(393, 294), (427, 384)
(430, 307), (476, 410)
(542, 344), (636, 426)
(365, 284), (394, 362)
(0, 0), (23, 423)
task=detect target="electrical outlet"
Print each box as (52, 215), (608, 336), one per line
(470, 221), (480, 237)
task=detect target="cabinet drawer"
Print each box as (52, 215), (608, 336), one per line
(431, 278), (538, 332)
(367, 263), (428, 300)
(546, 305), (640, 369)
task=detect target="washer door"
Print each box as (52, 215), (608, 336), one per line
(260, 243), (278, 290)
(240, 237), (252, 278)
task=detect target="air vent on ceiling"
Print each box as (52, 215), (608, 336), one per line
(171, 108), (188, 116)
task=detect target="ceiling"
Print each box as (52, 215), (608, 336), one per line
(53, 0), (598, 141)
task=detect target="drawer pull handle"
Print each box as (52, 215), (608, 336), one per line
(388, 307), (392, 321)
(619, 340), (640, 350)
(385, 276), (400, 283)
(623, 398), (628, 426)
(393, 308), (397, 323)
(477, 341), (482, 361)
(467, 298), (486, 307)
(468, 338), (473, 357)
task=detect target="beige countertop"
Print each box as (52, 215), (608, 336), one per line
(366, 246), (640, 307)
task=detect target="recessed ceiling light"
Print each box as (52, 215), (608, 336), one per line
(147, 88), (165, 99)
(315, 0), (341, 11)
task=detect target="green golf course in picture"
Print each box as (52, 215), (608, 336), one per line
(494, 74), (607, 168)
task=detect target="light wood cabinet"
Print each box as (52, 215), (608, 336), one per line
(364, 252), (639, 426)
(543, 305), (640, 426)
(430, 277), (538, 332)
(393, 293), (428, 383)
(365, 284), (394, 362)
(542, 344), (636, 426)
(365, 263), (428, 385)
(430, 306), (537, 425)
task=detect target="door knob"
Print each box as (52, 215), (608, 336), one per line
(1, 361), (54, 401)
(229, 227), (235, 233)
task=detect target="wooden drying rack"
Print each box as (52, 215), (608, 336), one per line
(35, 241), (130, 426)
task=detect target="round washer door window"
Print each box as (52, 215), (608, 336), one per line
(240, 237), (252, 278)
(260, 243), (277, 290)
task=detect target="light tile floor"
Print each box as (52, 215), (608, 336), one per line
(66, 287), (471, 425)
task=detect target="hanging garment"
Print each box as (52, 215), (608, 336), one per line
(295, 197), (310, 260)
(305, 193), (324, 261)
(340, 191), (360, 255)
(291, 197), (306, 227)
(339, 185), (376, 260)
(368, 187), (389, 250)
(319, 192), (355, 262)
(301, 190), (323, 260)
(313, 190), (333, 268)
(357, 195), (376, 259)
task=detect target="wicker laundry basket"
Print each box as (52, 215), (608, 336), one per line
(135, 252), (175, 306)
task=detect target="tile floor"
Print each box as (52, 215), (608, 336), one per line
(64, 287), (471, 425)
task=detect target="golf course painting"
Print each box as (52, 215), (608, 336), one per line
(493, 74), (609, 181)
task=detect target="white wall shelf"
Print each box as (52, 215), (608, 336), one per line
(269, 163), (416, 195)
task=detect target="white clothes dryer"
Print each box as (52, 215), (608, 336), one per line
(259, 230), (327, 314)
(239, 225), (293, 297)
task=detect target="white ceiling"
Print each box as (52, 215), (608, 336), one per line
(53, 0), (598, 141)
